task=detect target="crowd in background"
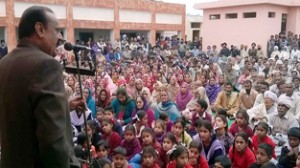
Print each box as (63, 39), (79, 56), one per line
(42, 31), (300, 168)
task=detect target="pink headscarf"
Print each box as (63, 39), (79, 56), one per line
(175, 82), (193, 111)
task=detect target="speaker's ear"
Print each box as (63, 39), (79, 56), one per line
(34, 22), (45, 38)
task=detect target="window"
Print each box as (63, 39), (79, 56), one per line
(209, 14), (220, 20)
(268, 12), (276, 18)
(243, 12), (256, 18)
(191, 22), (201, 28)
(225, 13), (238, 19)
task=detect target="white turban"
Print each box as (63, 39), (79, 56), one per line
(277, 97), (292, 109)
(264, 91), (277, 102)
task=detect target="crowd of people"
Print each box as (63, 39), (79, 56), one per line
(56, 30), (300, 168)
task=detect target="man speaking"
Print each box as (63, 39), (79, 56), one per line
(0, 6), (83, 168)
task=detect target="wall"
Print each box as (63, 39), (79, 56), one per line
(201, 4), (288, 52)
(119, 10), (151, 23)
(185, 15), (203, 41)
(14, 2), (66, 19)
(286, 7), (300, 35)
(0, 1), (5, 17)
(73, 6), (114, 21)
(2, 0), (185, 50)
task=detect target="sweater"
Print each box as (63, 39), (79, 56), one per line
(252, 135), (276, 159)
(103, 131), (122, 155)
(121, 138), (142, 161)
(229, 147), (256, 168)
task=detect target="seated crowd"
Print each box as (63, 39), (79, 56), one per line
(63, 31), (300, 168)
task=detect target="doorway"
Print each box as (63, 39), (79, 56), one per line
(281, 14), (287, 34)
(79, 32), (93, 44)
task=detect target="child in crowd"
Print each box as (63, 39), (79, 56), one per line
(121, 125), (142, 160)
(278, 127), (300, 168)
(214, 155), (232, 168)
(132, 110), (148, 138)
(95, 107), (105, 126)
(159, 112), (173, 132)
(193, 119), (225, 167)
(86, 120), (101, 147)
(103, 106), (124, 137)
(252, 122), (276, 159)
(92, 158), (112, 168)
(166, 145), (192, 168)
(250, 143), (274, 168)
(141, 128), (162, 153)
(95, 140), (110, 160)
(160, 132), (178, 168)
(296, 154), (300, 168)
(112, 147), (131, 168)
(153, 119), (166, 144)
(101, 118), (122, 156)
(141, 147), (160, 168)
(188, 140), (209, 168)
(172, 117), (192, 147)
(229, 132), (256, 168)
(214, 114), (234, 154)
(229, 109), (253, 138)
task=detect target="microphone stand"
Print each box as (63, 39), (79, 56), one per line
(72, 49), (93, 167)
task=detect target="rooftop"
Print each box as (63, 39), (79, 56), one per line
(194, 0), (300, 10)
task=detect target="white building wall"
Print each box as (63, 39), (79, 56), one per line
(14, 2), (66, 19)
(73, 6), (114, 21)
(155, 13), (182, 24)
(119, 10), (151, 23)
(0, 1), (5, 17)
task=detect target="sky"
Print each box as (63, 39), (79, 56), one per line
(161, 0), (218, 15)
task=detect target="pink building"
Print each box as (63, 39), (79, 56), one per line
(194, 0), (300, 51)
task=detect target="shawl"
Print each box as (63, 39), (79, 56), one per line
(104, 74), (117, 96)
(85, 88), (96, 118)
(97, 89), (111, 108)
(168, 77), (180, 102)
(126, 76), (136, 98)
(197, 87), (212, 114)
(176, 82), (193, 111)
(67, 75), (77, 91)
(157, 101), (180, 122)
(152, 81), (163, 103)
(206, 84), (221, 104)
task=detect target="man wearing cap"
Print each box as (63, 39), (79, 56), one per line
(278, 80), (300, 118)
(253, 81), (270, 106)
(248, 91), (277, 128)
(268, 98), (299, 135)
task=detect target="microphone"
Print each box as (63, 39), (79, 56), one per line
(64, 42), (91, 51)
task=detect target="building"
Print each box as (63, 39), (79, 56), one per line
(194, 0), (300, 51)
(0, 0), (185, 51)
(185, 14), (203, 42)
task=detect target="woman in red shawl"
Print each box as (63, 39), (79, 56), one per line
(175, 82), (193, 111)
(97, 89), (111, 108)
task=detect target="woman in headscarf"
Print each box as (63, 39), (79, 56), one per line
(175, 82), (193, 111)
(103, 73), (117, 96)
(97, 89), (111, 108)
(83, 87), (96, 118)
(206, 76), (221, 105)
(152, 81), (163, 104)
(168, 76), (180, 102)
(197, 86), (212, 114)
(131, 95), (155, 127)
(126, 76), (136, 98)
(141, 87), (158, 115)
(111, 88), (136, 125)
(66, 75), (77, 92)
(157, 86), (180, 122)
